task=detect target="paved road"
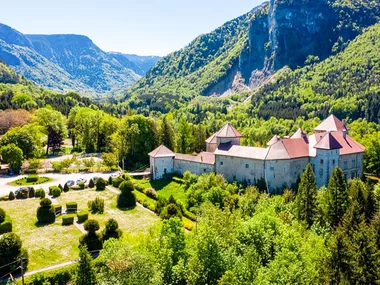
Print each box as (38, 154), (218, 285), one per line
(0, 172), (119, 198)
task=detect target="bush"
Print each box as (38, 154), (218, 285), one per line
(0, 216), (12, 234)
(62, 214), (75, 226)
(40, 189), (46, 198)
(37, 198), (55, 223)
(35, 188), (43, 198)
(16, 188), (28, 199)
(77, 209), (89, 223)
(66, 202), (78, 212)
(78, 182), (85, 190)
(112, 176), (124, 188)
(96, 178), (106, 191)
(24, 169), (37, 174)
(84, 220), (100, 234)
(108, 176), (112, 185)
(9, 191), (15, 200)
(160, 203), (182, 220)
(63, 183), (70, 192)
(88, 197), (104, 214)
(28, 264), (76, 285)
(51, 187), (61, 197)
(145, 188), (157, 199)
(54, 204), (62, 215)
(28, 158), (41, 170)
(89, 179), (95, 188)
(58, 184), (63, 191)
(0, 233), (25, 275)
(122, 173), (131, 181)
(29, 187), (35, 198)
(0, 208), (5, 223)
(119, 180), (135, 193)
(103, 218), (122, 241)
(26, 174), (39, 183)
(71, 185), (81, 191)
(135, 184), (145, 192)
(117, 191), (136, 208)
(79, 232), (103, 251)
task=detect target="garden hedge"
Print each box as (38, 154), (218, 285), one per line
(36, 198), (55, 224)
(49, 186), (61, 197)
(26, 174), (39, 183)
(62, 214), (75, 226)
(35, 188), (45, 198)
(16, 188), (29, 199)
(78, 182), (85, 190)
(112, 177), (124, 188)
(77, 209), (89, 223)
(66, 202), (78, 212)
(8, 191), (15, 200)
(96, 178), (106, 191)
(54, 205), (62, 215)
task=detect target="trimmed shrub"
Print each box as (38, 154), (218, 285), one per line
(96, 178), (106, 191)
(62, 214), (75, 226)
(117, 191), (136, 208)
(66, 202), (78, 212)
(29, 187), (35, 198)
(71, 185), (81, 191)
(16, 188), (28, 199)
(89, 179), (95, 188)
(122, 173), (131, 181)
(80, 220), (102, 251)
(78, 182), (85, 190)
(54, 205), (62, 215)
(88, 197), (104, 214)
(26, 174), (39, 183)
(145, 188), (157, 199)
(77, 209), (89, 223)
(9, 191), (15, 200)
(112, 176), (124, 188)
(51, 187), (61, 198)
(135, 184), (145, 192)
(58, 184), (63, 191)
(0, 208), (5, 223)
(160, 203), (182, 220)
(108, 176), (112, 185)
(63, 183), (70, 192)
(35, 188), (44, 198)
(37, 198), (55, 223)
(103, 218), (122, 241)
(0, 216), (12, 234)
(40, 189), (46, 198)
(119, 180), (135, 193)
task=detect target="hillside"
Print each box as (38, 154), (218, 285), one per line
(0, 23), (160, 96)
(251, 22), (380, 124)
(128, 0), (380, 98)
(108, 52), (161, 76)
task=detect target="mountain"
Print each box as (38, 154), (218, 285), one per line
(108, 52), (161, 76)
(128, 0), (380, 98)
(251, 21), (380, 124)
(0, 23), (160, 96)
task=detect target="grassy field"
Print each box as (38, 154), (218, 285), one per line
(132, 177), (187, 204)
(0, 188), (159, 271)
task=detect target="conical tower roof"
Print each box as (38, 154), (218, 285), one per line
(314, 115), (348, 132)
(314, 132), (342, 150)
(215, 123), (242, 138)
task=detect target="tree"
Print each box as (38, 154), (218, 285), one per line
(89, 179), (95, 189)
(360, 131), (380, 174)
(95, 178), (106, 191)
(102, 153), (118, 168)
(0, 233), (25, 275)
(33, 108), (68, 154)
(176, 117), (192, 153)
(0, 208), (5, 223)
(80, 220), (102, 251)
(0, 143), (23, 170)
(0, 109), (31, 135)
(325, 167), (349, 227)
(0, 126), (37, 158)
(295, 164), (318, 228)
(76, 245), (97, 285)
(102, 219), (122, 241)
(160, 116), (175, 150)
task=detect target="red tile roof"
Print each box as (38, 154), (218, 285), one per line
(148, 145), (175, 157)
(331, 131), (365, 155)
(282, 138), (310, 158)
(314, 114), (348, 132)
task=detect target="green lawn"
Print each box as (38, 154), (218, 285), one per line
(0, 188), (159, 271)
(9, 176), (53, 186)
(132, 177), (187, 204)
(0, 198), (82, 271)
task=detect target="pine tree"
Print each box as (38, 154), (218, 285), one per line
(76, 245), (97, 285)
(326, 167), (349, 228)
(161, 116), (175, 150)
(295, 163), (318, 228)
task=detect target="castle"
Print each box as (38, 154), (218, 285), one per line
(149, 115), (365, 192)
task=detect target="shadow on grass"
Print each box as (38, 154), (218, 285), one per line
(116, 205), (137, 211)
(34, 221), (55, 228)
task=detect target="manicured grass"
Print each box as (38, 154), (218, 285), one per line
(0, 188), (159, 271)
(132, 178), (187, 204)
(9, 176), (53, 186)
(56, 189), (158, 234)
(0, 198), (82, 271)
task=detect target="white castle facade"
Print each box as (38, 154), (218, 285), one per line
(149, 115), (365, 192)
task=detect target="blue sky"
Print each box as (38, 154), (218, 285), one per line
(0, 0), (264, 56)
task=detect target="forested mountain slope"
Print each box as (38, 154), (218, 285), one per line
(252, 22), (380, 123)
(128, 0), (380, 98)
(0, 23), (159, 96)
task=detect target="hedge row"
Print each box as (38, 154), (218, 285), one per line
(62, 214), (75, 226)
(77, 209), (89, 223)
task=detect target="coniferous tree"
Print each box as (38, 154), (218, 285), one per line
(161, 116), (176, 151)
(295, 163), (318, 228)
(325, 168), (349, 227)
(348, 179), (375, 223)
(76, 245), (97, 285)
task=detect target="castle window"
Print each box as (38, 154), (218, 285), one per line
(270, 166), (274, 171)
(204, 168), (207, 172)
(333, 159), (336, 165)
(312, 164), (315, 172)
(220, 161), (224, 166)
(351, 171), (356, 179)
(344, 161), (348, 170)
(320, 159), (324, 164)
(245, 164), (249, 169)
(352, 159), (355, 168)
(319, 168), (323, 177)
(344, 172), (348, 181)
(248, 179), (251, 184)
